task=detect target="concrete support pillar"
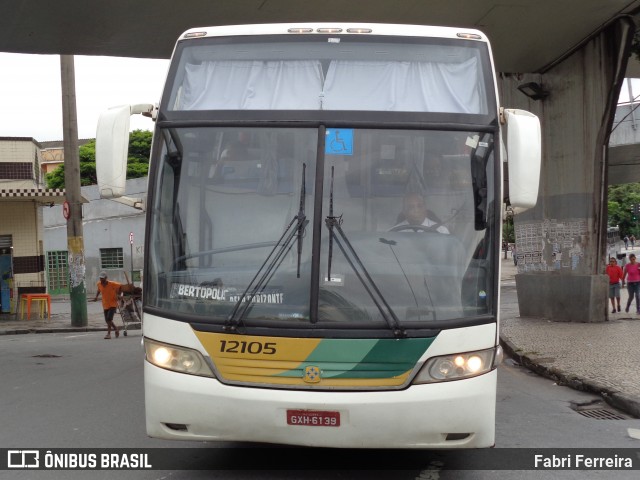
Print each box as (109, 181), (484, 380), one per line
(499, 18), (635, 322)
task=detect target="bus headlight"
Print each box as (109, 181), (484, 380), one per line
(412, 347), (499, 384)
(144, 338), (215, 377)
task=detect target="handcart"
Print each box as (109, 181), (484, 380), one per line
(117, 284), (142, 336)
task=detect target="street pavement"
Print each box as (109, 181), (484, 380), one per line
(1, 260), (639, 419)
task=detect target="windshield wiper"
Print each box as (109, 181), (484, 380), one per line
(225, 164), (308, 332)
(324, 166), (406, 338)
(296, 163), (307, 278)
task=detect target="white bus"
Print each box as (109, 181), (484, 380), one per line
(97, 23), (540, 448)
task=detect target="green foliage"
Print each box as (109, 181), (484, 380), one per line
(608, 183), (640, 237)
(78, 139), (96, 163)
(127, 162), (150, 179)
(79, 162), (97, 186)
(46, 165), (66, 190)
(128, 130), (153, 162)
(502, 216), (515, 243)
(45, 130), (151, 189)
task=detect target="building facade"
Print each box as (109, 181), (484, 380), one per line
(0, 137), (66, 314)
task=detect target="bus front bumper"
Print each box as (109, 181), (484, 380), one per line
(145, 361), (496, 449)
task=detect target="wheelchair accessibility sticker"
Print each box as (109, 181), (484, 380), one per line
(326, 129), (353, 155)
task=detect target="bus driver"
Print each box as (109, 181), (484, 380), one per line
(391, 192), (450, 234)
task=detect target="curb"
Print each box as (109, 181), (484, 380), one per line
(0, 324), (141, 336)
(0, 328), (104, 335)
(500, 335), (640, 419)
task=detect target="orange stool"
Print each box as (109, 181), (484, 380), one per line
(20, 293), (52, 320)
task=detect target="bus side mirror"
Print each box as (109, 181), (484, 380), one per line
(503, 108), (541, 209)
(96, 104), (155, 199)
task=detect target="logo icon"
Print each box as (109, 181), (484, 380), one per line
(304, 366), (321, 383)
(8, 450), (39, 468)
(325, 129), (354, 156)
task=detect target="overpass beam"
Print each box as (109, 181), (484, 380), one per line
(500, 17), (635, 322)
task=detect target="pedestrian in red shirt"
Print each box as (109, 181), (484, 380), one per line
(605, 257), (623, 313)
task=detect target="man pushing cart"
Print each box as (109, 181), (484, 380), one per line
(92, 271), (141, 338)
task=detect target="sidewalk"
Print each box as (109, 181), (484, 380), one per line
(0, 296), (139, 335)
(500, 254), (640, 418)
(1, 263), (639, 418)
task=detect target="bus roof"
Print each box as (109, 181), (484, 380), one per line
(179, 23), (489, 43)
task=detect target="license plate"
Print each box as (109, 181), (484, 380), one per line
(287, 409), (340, 427)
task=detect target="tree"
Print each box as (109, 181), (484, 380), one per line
(503, 215), (515, 244)
(608, 183), (640, 237)
(45, 129), (152, 189)
(128, 130), (153, 162)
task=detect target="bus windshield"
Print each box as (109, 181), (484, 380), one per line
(164, 35), (491, 114)
(146, 126), (495, 329)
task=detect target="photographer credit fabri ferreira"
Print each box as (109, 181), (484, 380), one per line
(534, 453), (634, 469)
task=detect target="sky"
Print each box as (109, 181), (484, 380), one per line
(618, 78), (640, 104)
(0, 53), (170, 142)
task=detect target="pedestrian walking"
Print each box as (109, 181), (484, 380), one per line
(624, 235), (629, 250)
(605, 257), (623, 313)
(622, 253), (640, 314)
(92, 271), (122, 339)
(631, 235), (636, 249)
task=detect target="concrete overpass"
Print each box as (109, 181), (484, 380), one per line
(3, 0), (640, 322)
(0, 0), (638, 74)
(609, 100), (640, 184)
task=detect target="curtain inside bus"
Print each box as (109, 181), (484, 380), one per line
(174, 58), (486, 114)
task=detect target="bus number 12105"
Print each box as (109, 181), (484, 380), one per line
(219, 340), (277, 355)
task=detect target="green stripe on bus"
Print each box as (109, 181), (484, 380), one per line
(275, 337), (435, 379)
(321, 337), (434, 378)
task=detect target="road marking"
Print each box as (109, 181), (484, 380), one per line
(416, 460), (443, 479)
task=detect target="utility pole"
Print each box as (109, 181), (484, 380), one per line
(60, 55), (88, 326)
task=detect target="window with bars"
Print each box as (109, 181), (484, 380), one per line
(46, 250), (69, 294)
(100, 248), (124, 269)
